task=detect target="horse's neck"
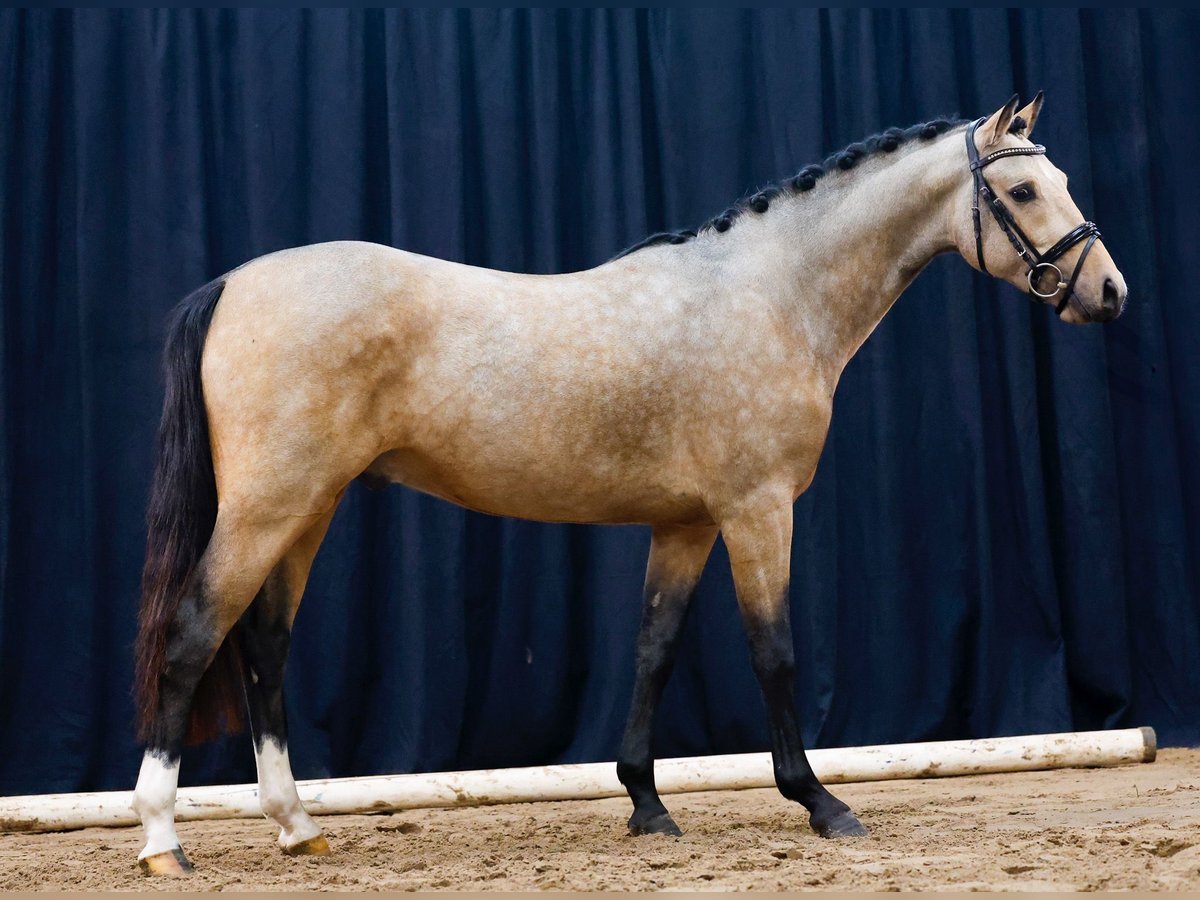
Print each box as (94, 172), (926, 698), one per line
(717, 132), (965, 381)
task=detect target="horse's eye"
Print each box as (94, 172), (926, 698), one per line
(1009, 185), (1035, 203)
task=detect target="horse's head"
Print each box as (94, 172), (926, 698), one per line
(952, 93), (1127, 324)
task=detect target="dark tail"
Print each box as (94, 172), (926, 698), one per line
(133, 277), (245, 745)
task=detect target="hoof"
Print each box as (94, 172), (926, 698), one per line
(282, 834), (330, 857)
(628, 811), (682, 837)
(138, 847), (194, 876)
(811, 809), (869, 839)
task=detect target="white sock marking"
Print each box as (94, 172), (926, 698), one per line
(132, 752), (181, 860)
(256, 739), (321, 848)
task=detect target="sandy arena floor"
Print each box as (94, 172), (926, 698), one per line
(1, 748), (1198, 891)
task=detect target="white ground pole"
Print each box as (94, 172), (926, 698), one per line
(0, 727), (1155, 834)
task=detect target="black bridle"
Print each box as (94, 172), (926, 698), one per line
(966, 117), (1101, 317)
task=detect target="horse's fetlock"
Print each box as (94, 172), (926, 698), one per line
(775, 769), (828, 808)
(260, 792), (294, 820)
(131, 788), (151, 817)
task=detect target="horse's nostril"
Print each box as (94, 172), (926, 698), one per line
(1103, 278), (1121, 310)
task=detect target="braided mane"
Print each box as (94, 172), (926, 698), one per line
(614, 116), (969, 260)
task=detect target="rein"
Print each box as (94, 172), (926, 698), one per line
(966, 117), (1101, 317)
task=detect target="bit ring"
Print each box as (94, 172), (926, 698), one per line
(1028, 262), (1066, 298)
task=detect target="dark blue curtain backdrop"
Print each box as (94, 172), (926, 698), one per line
(1, 10), (1197, 796)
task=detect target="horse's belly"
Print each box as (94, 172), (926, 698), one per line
(363, 447), (711, 526)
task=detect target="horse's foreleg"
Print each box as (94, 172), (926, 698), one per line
(721, 500), (868, 838)
(238, 505), (337, 856)
(617, 524), (718, 837)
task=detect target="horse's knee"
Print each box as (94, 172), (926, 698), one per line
(750, 639), (796, 699)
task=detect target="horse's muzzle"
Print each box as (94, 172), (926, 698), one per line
(1091, 277), (1127, 322)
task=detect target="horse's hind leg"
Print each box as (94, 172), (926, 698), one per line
(617, 524), (718, 837)
(721, 497), (867, 838)
(133, 506), (321, 874)
(237, 503), (339, 856)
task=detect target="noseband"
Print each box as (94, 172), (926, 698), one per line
(966, 117), (1101, 316)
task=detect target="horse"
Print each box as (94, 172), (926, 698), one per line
(130, 94), (1127, 875)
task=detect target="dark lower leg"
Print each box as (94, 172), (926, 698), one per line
(746, 622), (867, 837)
(133, 586), (229, 868)
(240, 571), (291, 749)
(143, 587), (229, 756)
(617, 583), (690, 835)
(617, 525), (716, 837)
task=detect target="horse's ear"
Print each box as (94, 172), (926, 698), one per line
(980, 94), (1021, 148)
(1013, 91), (1045, 139)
